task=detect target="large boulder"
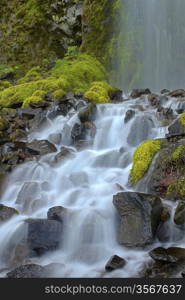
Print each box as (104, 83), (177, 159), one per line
(149, 247), (185, 263)
(0, 204), (19, 223)
(26, 218), (63, 256)
(113, 192), (163, 247)
(167, 117), (185, 137)
(130, 88), (151, 99)
(47, 206), (67, 223)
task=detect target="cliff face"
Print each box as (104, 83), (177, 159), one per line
(81, 0), (121, 70)
(0, 0), (83, 70)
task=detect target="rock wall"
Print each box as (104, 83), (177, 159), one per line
(0, 0), (83, 70)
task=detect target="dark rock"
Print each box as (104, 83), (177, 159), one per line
(109, 89), (123, 102)
(105, 255), (126, 271)
(156, 221), (172, 242)
(161, 89), (170, 94)
(148, 93), (159, 106)
(26, 218), (63, 256)
(71, 121), (96, 146)
(7, 264), (45, 278)
(78, 103), (97, 122)
(169, 89), (185, 98)
(168, 117), (185, 137)
(53, 147), (75, 164)
(174, 201), (185, 225)
(124, 109), (135, 123)
(149, 247), (185, 263)
(113, 192), (163, 247)
(160, 206), (171, 222)
(47, 206), (67, 223)
(17, 107), (42, 120)
(130, 89), (151, 99)
(127, 115), (154, 147)
(26, 140), (57, 155)
(0, 72), (14, 81)
(0, 204), (19, 223)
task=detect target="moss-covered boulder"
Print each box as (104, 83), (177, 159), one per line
(130, 139), (162, 184)
(168, 113), (185, 137)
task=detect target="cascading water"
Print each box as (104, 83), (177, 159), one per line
(1, 94), (185, 278)
(115, 0), (185, 91)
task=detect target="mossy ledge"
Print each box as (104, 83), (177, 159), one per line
(130, 139), (162, 184)
(167, 177), (185, 198)
(0, 54), (112, 108)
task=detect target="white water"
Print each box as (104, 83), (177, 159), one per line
(0, 96), (185, 277)
(116, 0), (185, 91)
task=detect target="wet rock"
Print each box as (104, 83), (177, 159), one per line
(157, 106), (173, 120)
(127, 115), (154, 147)
(71, 121), (96, 146)
(156, 221), (172, 242)
(168, 117), (185, 137)
(105, 255), (126, 271)
(26, 218), (63, 256)
(17, 107), (42, 120)
(0, 204), (19, 223)
(124, 109), (135, 123)
(7, 264), (45, 278)
(160, 206), (171, 222)
(26, 140), (57, 155)
(109, 89), (123, 102)
(149, 247), (185, 263)
(78, 103), (97, 122)
(148, 93), (159, 106)
(113, 192), (163, 247)
(53, 146), (75, 164)
(130, 88), (151, 99)
(169, 89), (185, 98)
(48, 133), (62, 145)
(161, 89), (170, 94)
(174, 201), (185, 225)
(47, 206), (67, 223)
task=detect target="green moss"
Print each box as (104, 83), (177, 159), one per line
(179, 113), (185, 127)
(0, 54), (108, 108)
(0, 81), (12, 92)
(130, 139), (162, 183)
(172, 145), (185, 160)
(82, 0), (121, 68)
(167, 177), (185, 197)
(52, 89), (65, 100)
(84, 81), (115, 103)
(18, 66), (43, 84)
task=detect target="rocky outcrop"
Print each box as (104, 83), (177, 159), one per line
(174, 201), (185, 225)
(113, 192), (163, 247)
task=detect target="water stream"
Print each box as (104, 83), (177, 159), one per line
(0, 95), (185, 277)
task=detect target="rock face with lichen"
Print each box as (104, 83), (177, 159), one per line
(0, 0), (83, 71)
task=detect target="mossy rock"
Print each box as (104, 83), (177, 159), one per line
(84, 81), (116, 103)
(130, 139), (162, 184)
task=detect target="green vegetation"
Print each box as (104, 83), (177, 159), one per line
(167, 177), (185, 197)
(0, 54), (108, 108)
(0, 116), (9, 131)
(130, 139), (162, 183)
(172, 145), (185, 160)
(179, 113), (185, 127)
(84, 81), (115, 103)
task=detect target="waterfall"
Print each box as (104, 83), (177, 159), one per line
(1, 94), (185, 278)
(115, 0), (185, 91)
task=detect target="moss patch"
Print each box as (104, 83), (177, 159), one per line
(130, 139), (162, 183)
(167, 177), (185, 198)
(0, 54), (108, 108)
(84, 81), (115, 103)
